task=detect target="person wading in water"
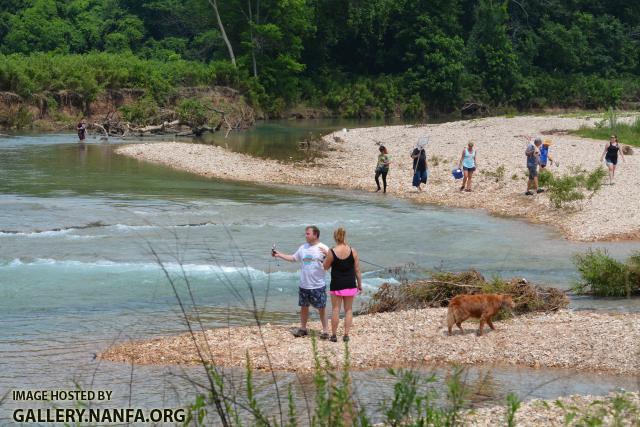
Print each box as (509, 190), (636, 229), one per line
(77, 119), (87, 143)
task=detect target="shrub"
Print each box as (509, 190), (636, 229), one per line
(572, 249), (640, 297)
(584, 166), (607, 192)
(542, 166), (606, 208)
(547, 174), (584, 208)
(402, 94), (426, 119)
(177, 98), (210, 127)
(0, 105), (33, 129)
(482, 165), (505, 182)
(538, 168), (554, 187)
(119, 96), (159, 125)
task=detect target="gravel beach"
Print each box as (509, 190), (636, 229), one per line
(464, 391), (640, 426)
(100, 308), (640, 375)
(115, 115), (640, 242)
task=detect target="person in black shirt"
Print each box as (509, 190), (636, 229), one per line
(411, 145), (428, 191)
(600, 135), (625, 184)
(320, 227), (362, 343)
(77, 119), (87, 143)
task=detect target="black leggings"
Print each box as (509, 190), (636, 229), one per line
(375, 170), (388, 191)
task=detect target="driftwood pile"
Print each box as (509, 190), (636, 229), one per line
(361, 270), (569, 316)
(90, 105), (254, 139)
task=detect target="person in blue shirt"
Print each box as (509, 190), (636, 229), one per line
(539, 139), (554, 169)
(525, 138), (543, 195)
(411, 145), (428, 191)
(458, 141), (477, 192)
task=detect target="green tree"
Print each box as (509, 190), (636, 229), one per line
(405, 22), (465, 111)
(466, 0), (521, 104)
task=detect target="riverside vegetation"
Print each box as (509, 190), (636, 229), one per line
(572, 108), (640, 147)
(2, 1), (640, 129)
(181, 346), (640, 426)
(572, 249), (640, 297)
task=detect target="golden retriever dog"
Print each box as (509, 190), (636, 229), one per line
(447, 294), (514, 336)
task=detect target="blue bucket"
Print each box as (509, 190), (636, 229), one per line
(452, 168), (463, 179)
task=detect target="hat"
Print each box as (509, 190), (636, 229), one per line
(543, 139), (552, 146)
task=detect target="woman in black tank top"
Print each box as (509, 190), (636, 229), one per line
(321, 227), (362, 343)
(601, 135), (625, 184)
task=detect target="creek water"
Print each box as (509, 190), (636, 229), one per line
(1, 121), (639, 424)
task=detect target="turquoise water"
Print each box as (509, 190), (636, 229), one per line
(1, 125), (639, 422)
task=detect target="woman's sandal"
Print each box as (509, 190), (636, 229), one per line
(329, 335), (337, 342)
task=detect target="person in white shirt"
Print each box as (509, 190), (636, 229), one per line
(272, 225), (330, 339)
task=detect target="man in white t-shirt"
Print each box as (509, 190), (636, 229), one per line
(272, 225), (330, 339)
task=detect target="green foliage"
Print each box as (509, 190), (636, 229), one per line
(553, 392), (640, 426)
(310, 337), (357, 427)
(547, 175), (584, 208)
(119, 96), (159, 126)
(177, 98), (210, 127)
(538, 168), (554, 188)
(584, 167), (607, 192)
(402, 94), (426, 119)
(572, 249), (640, 297)
(466, 0), (521, 105)
(380, 366), (469, 426)
(482, 165), (505, 182)
(5, 105), (33, 129)
(0, 52), (238, 102)
(542, 166), (606, 208)
(1, 0), (640, 116)
(405, 23), (465, 111)
(505, 392), (521, 427)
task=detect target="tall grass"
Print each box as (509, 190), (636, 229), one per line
(572, 113), (640, 147)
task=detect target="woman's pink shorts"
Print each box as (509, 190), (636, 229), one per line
(329, 288), (359, 297)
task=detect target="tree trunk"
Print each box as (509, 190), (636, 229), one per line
(248, 0), (258, 77)
(208, 0), (236, 67)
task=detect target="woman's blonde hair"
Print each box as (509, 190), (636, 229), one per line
(334, 227), (346, 244)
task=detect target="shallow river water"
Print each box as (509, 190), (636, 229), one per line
(1, 122), (639, 424)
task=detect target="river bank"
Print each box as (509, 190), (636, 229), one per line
(100, 308), (640, 375)
(115, 115), (640, 242)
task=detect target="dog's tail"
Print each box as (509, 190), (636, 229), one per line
(446, 305), (457, 329)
